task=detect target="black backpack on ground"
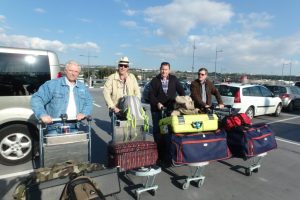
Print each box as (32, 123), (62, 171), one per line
(60, 173), (105, 200)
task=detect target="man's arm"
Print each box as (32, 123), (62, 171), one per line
(175, 78), (185, 96)
(30, 83), (52, 120)
(78, 87), (93, 119)
(103, 75), (115, 109)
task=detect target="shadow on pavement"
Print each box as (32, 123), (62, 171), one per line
(91, 128), (108, 165)
(94, 118), (111, 136)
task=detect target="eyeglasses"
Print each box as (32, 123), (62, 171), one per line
(118, 64), (129, 68)
(198, 73), (206, 76)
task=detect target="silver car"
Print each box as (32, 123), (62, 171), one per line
(264, 85), (300, 112)
(0, 47), (60, 165)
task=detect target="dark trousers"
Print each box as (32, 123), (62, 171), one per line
(151, 111), (166, 161)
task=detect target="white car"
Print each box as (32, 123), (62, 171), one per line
(214, 83), (282, 119)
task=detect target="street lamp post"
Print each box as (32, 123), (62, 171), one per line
(192, 40), (196, 75)
(79, 52), (97, 87)
(214, 48), (223, 81)
(289, 62), (292, 85)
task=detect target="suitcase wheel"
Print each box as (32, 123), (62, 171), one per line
(149, 189), (156, 196)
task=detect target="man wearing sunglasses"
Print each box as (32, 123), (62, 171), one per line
(103, 56), (140, 114)
(190, 67), (224, 112)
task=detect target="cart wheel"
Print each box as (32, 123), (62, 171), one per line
(253, 168), (259, 173)
(182, 181), (189, 190)
(197, 179), (204, 188)
(150, 189), (156, 196)
(135, 192), (140, 200)
(245, 168), (252, 176)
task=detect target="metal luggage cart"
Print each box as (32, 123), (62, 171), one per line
(128, 166), (161, 200)
(210, 105), (268, 176)
(171, 161), (209, 190)
(244, 152), (267, 176)
(110, 111), (161, 200)
(38, 114), (92, 168)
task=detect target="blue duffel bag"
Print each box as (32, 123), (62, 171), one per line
(171, 129), (231, 164)
(227, 123), (277, 159)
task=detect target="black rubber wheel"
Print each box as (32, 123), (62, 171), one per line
(245, 107), (254, 119)
(182, 181), (189, 190)
(274, 104), (282, 117)
(253, 168), (259, 173)
(0, 124), (34, 165)
(197, 179), (204, 188)
(245, 168), (252, 176)
(287, 101), (294, 112)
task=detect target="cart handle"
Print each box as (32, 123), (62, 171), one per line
(38, 114), (92, 124)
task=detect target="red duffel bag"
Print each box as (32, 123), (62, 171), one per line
(221, 113), (252, 130)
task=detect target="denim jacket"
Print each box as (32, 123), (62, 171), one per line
(31, 77), (93, 119)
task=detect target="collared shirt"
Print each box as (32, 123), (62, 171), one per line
(201, 81), (207, 104)
(161, 76), (169, 95)
(65, 77), (77, 119)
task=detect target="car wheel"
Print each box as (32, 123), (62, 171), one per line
(287, 101), (294, 112)
(245, 107), (254, 119)
(274, 104), (282, 117)
(0, 124), (33, 165)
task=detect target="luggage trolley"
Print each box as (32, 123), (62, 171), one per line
(210, 105), (268, 176)
(38, 114), (92, 168)
(171, 161), (209, 190)
(160, 108), (210, 190)
(110, 111), (161, 200)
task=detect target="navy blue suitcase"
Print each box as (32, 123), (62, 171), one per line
(171, 129), (231, 164)
(227, 123), (277, 158)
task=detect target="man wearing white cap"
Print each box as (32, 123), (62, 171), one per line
(103, 56), (140, 114)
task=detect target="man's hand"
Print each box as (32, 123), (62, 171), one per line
(204, 104), (210, 108)
(157, 102), (164, 110)
(76, 113), (86, 121)
(218, 104), (225, 109)
(113, 107), (121, 113)
(41, 115), (52, 124)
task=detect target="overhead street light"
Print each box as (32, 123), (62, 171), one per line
(79, 52), (98, 87)
(214, 48), (223, 81)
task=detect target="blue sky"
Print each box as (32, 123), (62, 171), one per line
(1, 0), (300, 76)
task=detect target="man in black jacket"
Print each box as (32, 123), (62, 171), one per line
(149, 62), (185, 160)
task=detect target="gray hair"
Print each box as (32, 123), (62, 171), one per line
(65, 60), (81, 71)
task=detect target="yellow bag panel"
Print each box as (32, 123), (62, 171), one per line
(159, 114), (218, 134)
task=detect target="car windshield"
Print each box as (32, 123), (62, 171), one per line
(215, 85), (239, 97)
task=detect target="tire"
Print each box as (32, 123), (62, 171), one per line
(287, 101), (294, 112)
(245, 107), (254, 119)
(274, 104), (282, 117)
(0, 124), (34, 165)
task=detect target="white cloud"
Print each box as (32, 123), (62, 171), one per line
(120, 20), (138, 28)
(0, 15), (6, 23)
(123, 9), (138, 16)
(79, 18), (92, 23)
(0, 33), (100, 53)
(120, 43), (131, 48)
(237, 12), (274, 30)
(144, 0), (234, 39)
(34, 8), (46, 13)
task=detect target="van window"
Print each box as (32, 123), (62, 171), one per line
(0, 53), (51, 96)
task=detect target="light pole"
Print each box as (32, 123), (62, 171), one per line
(79, 52), (97, 87)
(214, 48), (223, 81)
(192, 40), (196, 75)
(289, 62), (292, 85)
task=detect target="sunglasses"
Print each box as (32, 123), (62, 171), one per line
(118, 64), (129, 68)
(198, 73), (206, 76)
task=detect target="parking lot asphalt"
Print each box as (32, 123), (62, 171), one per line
(1, 88), (300, 200)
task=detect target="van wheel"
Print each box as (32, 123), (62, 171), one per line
(0, 124), (33, 165)
(245, 107), (254, 119)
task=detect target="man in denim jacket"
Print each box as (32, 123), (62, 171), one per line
(31, 60), (92, 131)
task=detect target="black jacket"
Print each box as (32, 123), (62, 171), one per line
(149, 74), (185, 112)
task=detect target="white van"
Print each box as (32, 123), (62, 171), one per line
(0, 46), (60, 165)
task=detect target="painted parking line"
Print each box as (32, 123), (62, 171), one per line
(266, 115), (300, 125)
(276, 137), (300, 146)
(0, 169), (33, 180)
(93, 103), (101, 108)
